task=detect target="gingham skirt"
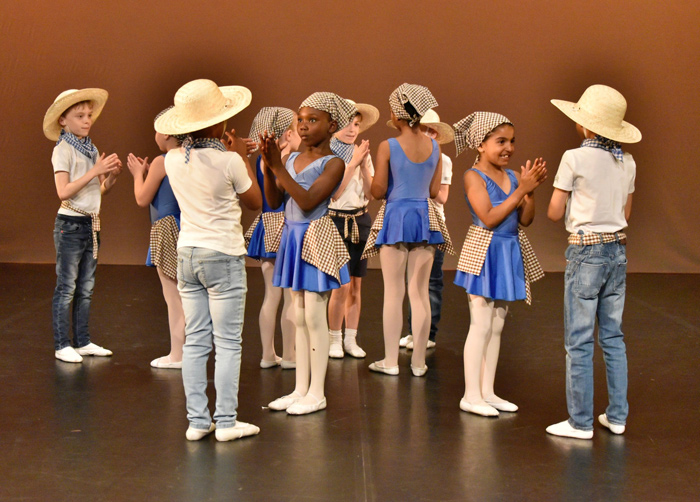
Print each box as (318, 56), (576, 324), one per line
(244, 211), (285, 260)
(149, 215), (179, 280)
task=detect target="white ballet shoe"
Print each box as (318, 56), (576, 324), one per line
(329, 332), (344, 358)
(268, 392), (302, 411)
(598, 414), (625, 434)
(286, 394), (327, 415)
(410, 364), (428, 377)
(369, 360), (399, 375)
(260, 356), (282, 369)
(280, 359), (296, 370)
(546, 420), (593, 439)
(185, 423), (215, 441)
(215, 421), (260, 441)
(484, 398), (518, 412)
(344, 341), (366, 358)
(399, 335), (412, 348)
(459, 399), (499, 417)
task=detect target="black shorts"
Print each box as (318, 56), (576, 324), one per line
(330, 209), (371, 278)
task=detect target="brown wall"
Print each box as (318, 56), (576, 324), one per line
(2, 0), (699, 272)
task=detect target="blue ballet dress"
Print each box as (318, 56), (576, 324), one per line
(272, 152), (350, 292)
(375, 138), (445, 246)
(246, 155), (284, 260)
(454, 169), (526, 301)
(146, 173), (180, 267)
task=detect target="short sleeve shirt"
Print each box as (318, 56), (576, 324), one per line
(433, 153), (453, 221)
(329, 154), (376, 211)
(52, 141), (101, 215)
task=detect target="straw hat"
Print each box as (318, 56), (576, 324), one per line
(43, 88), (108, 141)
(551, 85), (641, 143)
(154, 79), (252, 135)
(386, 109), (454, 144)
(346, 99), (379, 133)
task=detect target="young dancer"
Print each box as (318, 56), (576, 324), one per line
(155, 79), (261, 441)
(399, 109), (455, 351)
(453, 112), (546, 417)
(244, 107), (300, 369)
(44, 88), (122, 363)
(260, 92), (354, 415)
(126, 108), (186, 369)
(546, 85), (640, 439)
(363, 83), (453, 377)
(327, 99), (378, 359)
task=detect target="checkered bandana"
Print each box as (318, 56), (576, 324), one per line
(581, 135), (624, 162)
(330, 137), (354, 164)
(181, 137), (227, 164)
(150, 215), (179, 280)
(453, 112), (512, 159)
(299, 92), (357, 131)
(389, 84), (438, 127)
(154, 107), (188, 142)
(301, 215), (351, 281)
(60, 201), (100, 259)
(248, 107), (296, 153)
(57, 130), (98, 163)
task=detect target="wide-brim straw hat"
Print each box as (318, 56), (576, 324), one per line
(155, 79), (252, 135)
(346, 99), (379, 133)
(551, 84), (641, 143)
(386, 108), (454, 144)
(43, 88), (108, 141)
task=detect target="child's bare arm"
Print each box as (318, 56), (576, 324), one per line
(429, 150), (443, 199)
(128, 154), (166, 208)
(225, 129), (261, 211)
(260, 133), (286, 210)
(370, 141), (390, 200)
(548, 188), (570, 222)
(99, 153), (123, 194)
(272, 157), (345, 212)
(332, 140), (370, 201)
(54, 153), (120, 200)
(625, 194), (633, 221)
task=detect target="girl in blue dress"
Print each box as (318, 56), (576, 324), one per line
(245, 107), (300, 370)
(363, 83), (453, 377)
(127, 109), (186, 369)
(452, 112), (546, 417)
(259, 92), (354, 415)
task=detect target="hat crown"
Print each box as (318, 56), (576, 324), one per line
(421, 109), (440, 123)
(577, 85), (627, 127)
(174, 79), (229, 123)
(54, 89), (79, 103)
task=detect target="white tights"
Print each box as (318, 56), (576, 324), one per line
(290, 290), (330, 405)
(463, 295), (509, 403)
(379, 244), (435, 368)
(157, 267), (185, 362)
(259, 259), (295, 363)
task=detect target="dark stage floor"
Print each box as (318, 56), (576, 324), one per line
(1, 264), (698, 501)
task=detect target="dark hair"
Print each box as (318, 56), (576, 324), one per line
(60, 100), (92, 118)
(482, 122), (514, 143)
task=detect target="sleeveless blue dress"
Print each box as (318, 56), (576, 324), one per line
(246, 155), (284, 260)
(146, 171), (180, 267)
(375, 138), (445, 246)
(454, 169), (526, 301)
(272, 152), (350, 292)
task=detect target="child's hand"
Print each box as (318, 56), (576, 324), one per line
(244, 137), (258, 155)
(259, 131), (282, 171)
(350, 140), (370, 168)
(223, 129), (249, 158)
(127, 153), (149, 177)
(519, 158), (547, 193)
(94, 153), (122, 177)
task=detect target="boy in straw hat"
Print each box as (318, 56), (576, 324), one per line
(546, 84), (641, 439)
(155, 78), (262, 441)
(43, 88), (122, 363)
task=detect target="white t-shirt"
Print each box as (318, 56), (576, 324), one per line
(52, 141), (101, 216)
(165, 147), (252, 256)
(553, 147), (636, 234)
(432, 153), (453, 221)
(329, 154), (375, 211)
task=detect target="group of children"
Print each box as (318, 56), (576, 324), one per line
(44, 79), (640, 441)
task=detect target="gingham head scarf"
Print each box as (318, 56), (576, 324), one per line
(453, 111), (513, 163)
(248, 107), (296, 154)
(299, 92), (357, 131)
(389, 83), (438, 127)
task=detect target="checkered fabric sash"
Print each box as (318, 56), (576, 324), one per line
(262, 211), (285, 253)
(581, 136), (624, 163)
(301, 215), (350, 281)
(150, 215), (179, 280)
(567, 232), (627, 246)
(457, 225), (543, 305)
(389, 84), (438, 127)
(328, 207), (367, 244)
(361, 199), (454, 259)
(243, 213), (261, 249)
(60, 201), (100, 259)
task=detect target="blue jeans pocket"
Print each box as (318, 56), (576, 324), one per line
(612, 254), (627, 293)
(572, 261), (607, 299)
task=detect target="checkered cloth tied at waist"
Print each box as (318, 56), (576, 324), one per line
(301, 215), (351, 281)
(243, 213), (261, 249)
(60, 201), (100, 259)
(361, 199), (455, 259)
(150, 215), (179, 280)
(568, 232), (627, 246)
(261, 211), (286, 254)
(328, 207), (368, 244)
(456, 225), (544, 305)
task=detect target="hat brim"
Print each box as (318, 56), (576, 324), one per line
(386, 119), (454, 145)
(354, 103), (379, 133)
(551, 99), (642, 144)
(43, 88), (109, 141)
(155, 85), (252, 135)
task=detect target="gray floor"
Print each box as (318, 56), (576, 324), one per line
(1, 264), (698, 501)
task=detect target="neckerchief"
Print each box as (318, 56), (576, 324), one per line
(181, 136), (227, 164)
(581, 135), (624, 163)
(57, 130), (98, 163)
(330, 137), (354, 164)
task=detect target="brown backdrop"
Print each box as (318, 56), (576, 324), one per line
(2, 0), (699, 272)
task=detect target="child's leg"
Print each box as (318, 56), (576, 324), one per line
(378, 244), (409, 367)
(297, 290), (330, 405)
(428, 248), (445, 341)
(343, 277), (366, 357)
(480, 302), (510, 403)
(259, 259), (282, 364)
(406, 245), (435, 370)
(463, 295), (495, 404)
(157, 266), (185, 362)
(71, 238), (97, 349)
(327, 283), (349, 358)
(291, 291), (311, 397)
(281, 288), (296, 364)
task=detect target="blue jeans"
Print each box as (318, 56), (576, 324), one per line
(408, 247), (444, 341)
(564, 242), (628, 430)
(178, 247), (247, 431)
(52, 215), (97, 351)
